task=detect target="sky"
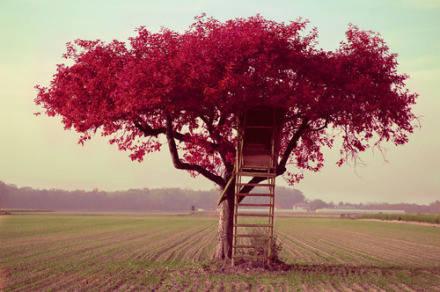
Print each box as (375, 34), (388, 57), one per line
(0, 0), (439, 204)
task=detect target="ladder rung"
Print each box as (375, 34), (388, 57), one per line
(235, 234), (270, 238)
(238, 172), (276, 178)
(236, 213), (271, 217)
(233, 255), (266, 259)
(239, 203), (272, 207)
(237, 193), (273, 197)
(237, 183), (273, 187)
(234, 245), (257, 249)
(235, 224), (272, 227)
(241, 167), (275, 171)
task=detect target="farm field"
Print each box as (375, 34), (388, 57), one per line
(1, 213), (440, 291)
(359, 213), (440, 225)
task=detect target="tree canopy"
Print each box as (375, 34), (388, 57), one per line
(35, 15), (418, 188)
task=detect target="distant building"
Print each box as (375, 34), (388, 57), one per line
(315, 208), (405, 214)
(291, 203), (310, 212)
(291, 206), (308, 212)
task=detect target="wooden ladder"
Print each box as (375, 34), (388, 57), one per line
(232, 171), (275, 264)
(232, 109), (277, 265)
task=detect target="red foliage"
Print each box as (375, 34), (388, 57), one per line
(35, 15), (417, 187)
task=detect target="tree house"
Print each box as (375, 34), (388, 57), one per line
(232, 107), (282, 265)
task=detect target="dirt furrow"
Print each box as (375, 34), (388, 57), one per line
(161, 228), (210, 261)
(276, 232), (320, 263)
(279, 231), (346, 264)
(14, 225), (181, 290)
(0, 268), (7, 291)
(279, 226), (440, 267)
(193, 229), (217, 261)
(172, 224), (215, 261)
(131, 224), (206, 261)
(310, 226), (440, 262)
(13, 230), (161, 290)
(147, 224), (213, 261)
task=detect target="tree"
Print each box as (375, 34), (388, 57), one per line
(35, 15), (418, 260)
(307, 199), (331, 211)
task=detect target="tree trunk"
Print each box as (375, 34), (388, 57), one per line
(214, 186), (235, 260)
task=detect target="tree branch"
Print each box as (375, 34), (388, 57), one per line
(277, 118), (310, 173)
(309, 118), (330, 132)
(165, 116), (226, 187)
(200, 115), (234, 174)
(135, 119), (222, 150)
(134, 120), (186, 141)
(133, 121), (165, 137)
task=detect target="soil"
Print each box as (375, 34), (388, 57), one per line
(0, 268), (8, 290)
(202, 260), (440, 278)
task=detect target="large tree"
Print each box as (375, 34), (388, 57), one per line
(35, 15), (418, 260)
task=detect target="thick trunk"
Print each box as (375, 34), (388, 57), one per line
(214, 186), (235, 260)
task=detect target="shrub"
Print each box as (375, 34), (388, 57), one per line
(245, 228), (283, 263)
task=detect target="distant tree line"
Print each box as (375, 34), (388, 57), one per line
(0, 181), (304, 212)
(333, 200), (440, 213)
(1, 181), (438, 213)
(300, 199), (440, 213)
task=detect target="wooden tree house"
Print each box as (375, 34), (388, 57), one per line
(232, 107), (282, 265)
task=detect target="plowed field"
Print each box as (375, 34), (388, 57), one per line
(1, 213), (439, 291)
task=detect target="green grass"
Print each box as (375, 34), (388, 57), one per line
(1, 213), (439, 290)
(359, 212), (440, 224)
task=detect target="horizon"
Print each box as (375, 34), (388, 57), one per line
(1, 179), (438, 206)
(0, 0), (439, 204)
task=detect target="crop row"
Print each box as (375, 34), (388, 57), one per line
(1, 214), (439, 290)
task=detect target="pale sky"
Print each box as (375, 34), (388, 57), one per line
(0, 0), (439, 204)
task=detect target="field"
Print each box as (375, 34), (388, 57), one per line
(1, 213), (440, 291)
(359, 213), (440, 225)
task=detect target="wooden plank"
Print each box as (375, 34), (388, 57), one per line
(234, 223), (272, 227)
(233, 245), (257, 249)
(217, 170), (235, 206)
(235, 234), (270, 238)
(232, 255), (266, 259)
(236, 213), (271, 217)
(236, 183), (273, 187)
(238, 171), (276, 177)
(237, 193), (273, 197)
(238, 203), (272, 207)
(241, 165), (275, 170)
